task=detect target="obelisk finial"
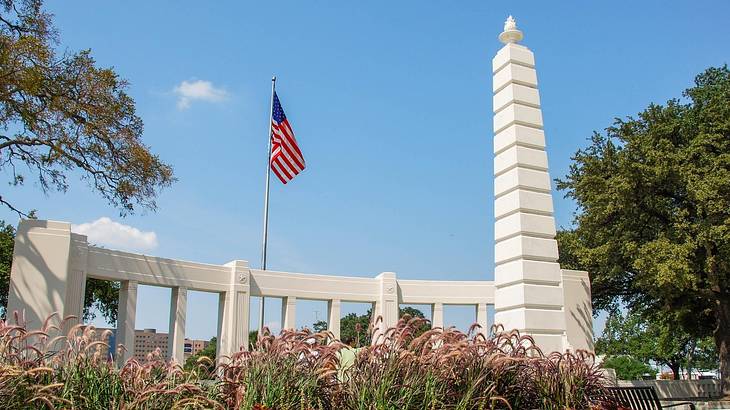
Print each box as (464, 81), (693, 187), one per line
(498, 15), (524, 44)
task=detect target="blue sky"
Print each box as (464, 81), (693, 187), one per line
(3, 1), (729, 340)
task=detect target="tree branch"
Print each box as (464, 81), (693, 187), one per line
(0, 195), (29, 218)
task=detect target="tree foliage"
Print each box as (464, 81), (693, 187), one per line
(184, 337), (216, 372)
(0, 221), (14, 311)
(595, 309), (717, 380)
(601, 355), (656, 381)
(556, 66), (730, 392)
(339, 311), (372, 347)
(316, 306), (430, 348)
(0, 0), (174, 216)
(82, 278), (118, 324)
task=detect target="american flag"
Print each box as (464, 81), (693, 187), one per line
(270, 92), (305, 184)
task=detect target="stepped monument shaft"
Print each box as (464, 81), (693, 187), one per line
(492, 16), (567, 353)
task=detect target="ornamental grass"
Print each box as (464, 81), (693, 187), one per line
(0, 312), (613, 409)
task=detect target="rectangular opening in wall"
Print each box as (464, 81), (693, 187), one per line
(399, 304), (432, 326)
(296, 299), (328, 332)
(246, 296), (264, 349)
(184, 290), (217, 367)
(340, 301), (373, 347)
(82, 278), (119, 328)
(82, 277), (120, 360)
(249, 295), (263, 334)
(443, 304), (477, 334)
(487, 304), (496, 336)
(262, 296), (283, 335)
(132, 285), (171, 362)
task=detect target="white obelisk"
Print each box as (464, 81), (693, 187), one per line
(492, 16), (567, 353)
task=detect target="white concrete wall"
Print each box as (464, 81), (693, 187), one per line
(562, 269), (594, 351)
(616, 380), (722, 400)
(7, 220), (499, 363)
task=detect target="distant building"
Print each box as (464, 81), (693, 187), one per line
(98, 327), (210, 362)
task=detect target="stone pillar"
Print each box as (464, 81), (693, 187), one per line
(476, 303), (489, 338)
(492, 16), (566, 353)
(218, 260), (251, 362)
(64, 269), (87, 323)
(217, 291), (230, 361)
(431, 303), (444, 329)
(230, 261), (250, 352)
(65, 233), (88, 331)
(372, 271), (398, 343)
(258, 296), (265, 333)
(7, 220), (87, 330)
(168, 287), (187, 363)
(116, 280), (138, 364)
(327, 299), (341, 339)
(281, 296), (297, 331)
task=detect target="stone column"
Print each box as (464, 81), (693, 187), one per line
(431, 303), (444, 329)
(281, 296), (297, 331)
(64, 269), (87, 322)
(476, 303), (489, 338)
(116, 280), (138, 365)
(217, 291), (232, 361)
(64, 233), (88, 332)
(218, 260), (251, 362)
(258, 296), (265, 333)
(327, 299), (341, 339)
(372, 272), (398, 343)
(168, 287), (187, 363)
(492, 16), (566, 353)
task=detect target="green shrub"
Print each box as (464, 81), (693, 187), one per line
(601, 355), (656, 380)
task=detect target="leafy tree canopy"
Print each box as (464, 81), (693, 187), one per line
(313, 306), (430, 348)
(0, 221), (14, 311)
(595, 308), (717, 380)
(556, 66), (730, 392)
(0, 0), (177, 325)
(601, 355), (656, 381)
(184, 337), (216, 373)
(1, 0), (174, 217)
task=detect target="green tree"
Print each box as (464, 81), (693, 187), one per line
(601, 355), (656, 381)
(184, 337), (216, 372)
(556, 66), (730, 393)
(595, 309), (717, 380)
(312, 320), (327, 333)
(1, 0), (174, 217)
(339, 311), (372, 347)
(0, 221), (14, 311)
(334, 306), (430, 347)
(0, 0), (175, 323)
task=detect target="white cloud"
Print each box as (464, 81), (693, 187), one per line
(173, 79), (228, 110)
(72, 217), (158, 253)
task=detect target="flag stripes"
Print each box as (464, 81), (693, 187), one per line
(270, 92), (305, 184)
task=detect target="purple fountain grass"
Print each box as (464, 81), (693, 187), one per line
(0, 312), (615, 409)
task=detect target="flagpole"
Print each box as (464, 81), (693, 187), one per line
(261, 76), (276, 271)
